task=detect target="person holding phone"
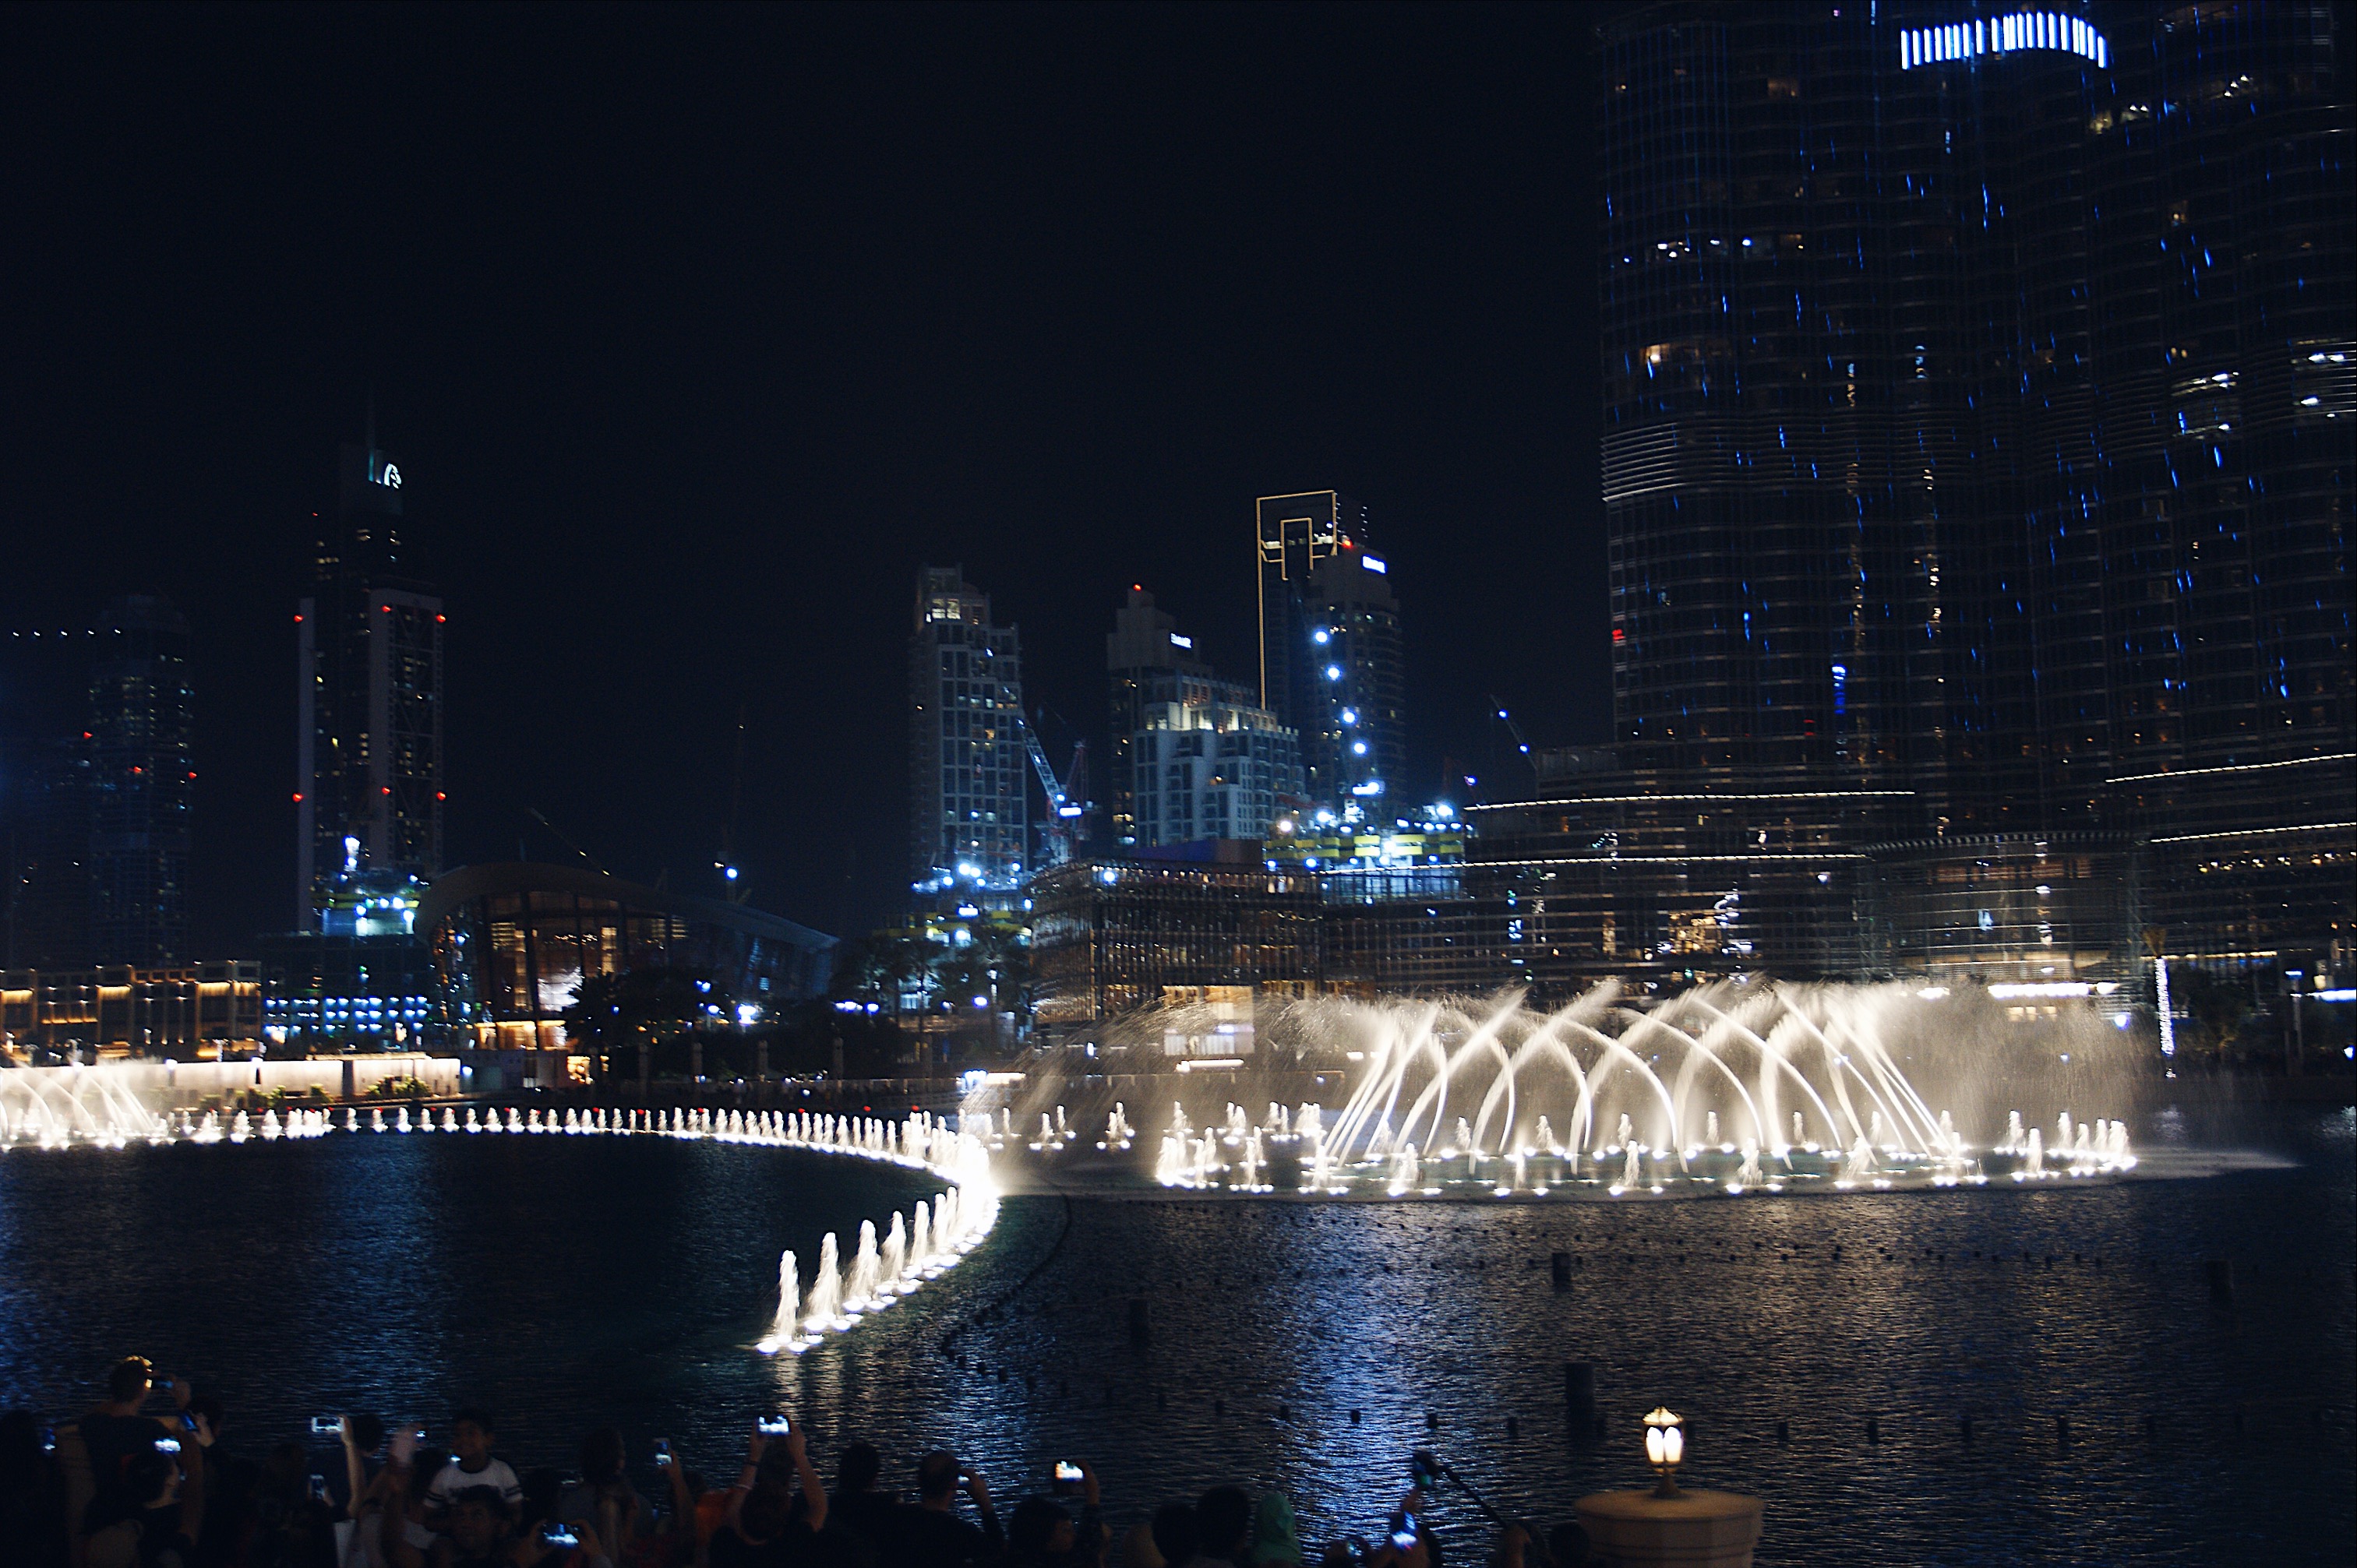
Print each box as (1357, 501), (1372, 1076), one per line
(1357, 1491), (1431, 1568)
(886, 1450), (1000, 1567)
(77, 1358), (191, 1521)
(1001, 1459), (1103, 1568)
(709, 1411), (827, 1566)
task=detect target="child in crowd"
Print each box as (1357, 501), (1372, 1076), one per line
(424, 1408), (521, 1521)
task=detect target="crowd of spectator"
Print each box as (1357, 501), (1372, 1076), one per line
(1, 1358), (1591, 1568)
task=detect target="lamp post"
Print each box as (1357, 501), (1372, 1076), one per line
(1642, 1407), (1686, 1497)
(1575, 1402), (1762, 1568)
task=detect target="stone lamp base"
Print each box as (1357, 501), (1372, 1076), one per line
(1573, 1488), (1764, 1568)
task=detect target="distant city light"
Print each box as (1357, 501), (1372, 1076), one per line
(1362, 555), (1387, 574)
(1325, 664), (1342, 680)
(1313, 629), (1331, 644)
(1170, 632), (1193, 649)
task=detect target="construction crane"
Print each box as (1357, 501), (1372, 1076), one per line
(1489, 696), (1539, 791)
(1019, 714), (1090, 865)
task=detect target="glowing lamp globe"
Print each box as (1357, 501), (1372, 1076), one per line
(1642, 1406), (1686, 1496)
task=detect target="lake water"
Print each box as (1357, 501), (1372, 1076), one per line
(2, 1103), (2348, 1565)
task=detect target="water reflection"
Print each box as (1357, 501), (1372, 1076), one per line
(0, 1109), (2346, 1564)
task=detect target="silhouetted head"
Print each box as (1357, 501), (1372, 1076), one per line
(1150, 1503), (1199, 1565)
(1197, 1485), (1252, 1555)
(1009, 1496), (1074, 1556)
(837, 1442), (881, 1494)
(577, 1427), (626, 1487)
(106, 1358), (153, 1406)
(916, 1450), (960, 1502)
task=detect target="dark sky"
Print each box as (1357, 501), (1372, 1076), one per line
(1, 2), (1603, 950)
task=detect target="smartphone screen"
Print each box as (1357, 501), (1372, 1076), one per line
(757, 1415), (791, 1436)
(654, 1439), (673, 1468)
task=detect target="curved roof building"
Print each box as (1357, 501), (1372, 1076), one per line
(418, 862), (835, 1049)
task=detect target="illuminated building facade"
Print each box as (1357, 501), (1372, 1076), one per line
(1129, 699), (1301, 848)
(1255, 492), (1406, 815)
(0, 960), (262, 1062)
(1596, 2), (2353, 988)
(1106, 587), (1258, 845)
(909, 566), (1029, 900)
(296, 432), (444, 928)
(1106, 585), (1303, 850)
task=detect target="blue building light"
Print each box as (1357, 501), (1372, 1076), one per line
(1900, 12), (2107, 71)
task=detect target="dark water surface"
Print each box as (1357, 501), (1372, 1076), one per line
(1, 1108), (2349, 1566)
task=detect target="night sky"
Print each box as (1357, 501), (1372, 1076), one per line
(2, 3), (1602, 950)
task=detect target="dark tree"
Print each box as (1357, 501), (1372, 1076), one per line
(563, 965), (729, 1080)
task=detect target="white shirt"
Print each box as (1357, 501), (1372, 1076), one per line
(425, 1456), (523, 1512)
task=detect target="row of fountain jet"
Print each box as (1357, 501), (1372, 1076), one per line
(1138, 1098), (2137, 1196)
(0, 1087), (1000, 1351)
(961, 1103), (1134, 1158)
(351, 1105), (1000, 1355)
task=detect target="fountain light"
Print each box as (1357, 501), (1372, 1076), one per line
(1642, 1407), (1687, 1497)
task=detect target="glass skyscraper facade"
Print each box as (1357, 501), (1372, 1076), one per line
(87, 596), (193, 964)
(1, 597), (193, 968)
(1585, 0), (2352, 987)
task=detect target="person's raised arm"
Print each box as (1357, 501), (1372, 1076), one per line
(962, 1465), (1000, 1551)
(176, 1414), (213, 1545)
(723, 1425), (764, 1535)
(782, 1420), (824, 1535)
(661, 1443), (693, 1532)
(383, 1429), (426, 1568)
(340, 1416), (371, 1521)
(1072, 1460), (1104, 1567)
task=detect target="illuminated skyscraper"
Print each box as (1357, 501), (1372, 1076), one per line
(1255, 491), (1405, 816)
(1586, 2), (2352, 984)
(296, 432), (445, 929)
(909, 566), (1029, 898)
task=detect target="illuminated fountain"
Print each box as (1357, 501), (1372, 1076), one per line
(1150, 981), (2140, 1198)
(0, 1067), (170, 1147)
(0, 1062), (998, 1358)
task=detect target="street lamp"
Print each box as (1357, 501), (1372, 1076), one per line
(1642, 1407), (1686, 1497)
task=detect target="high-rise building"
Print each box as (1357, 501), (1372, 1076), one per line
(1587, 2), (2353, 989)
(909, 566), (1028, 900)
(1107, 587), (1244, 844)
(296, 433), (445, 929)
(1129, 697), (1301, 848)
(2, 600), (192, 969)
(1104, 585), (1301, 847)
(87, 597), (192, 964)
(1255, 491), (1406, 816)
